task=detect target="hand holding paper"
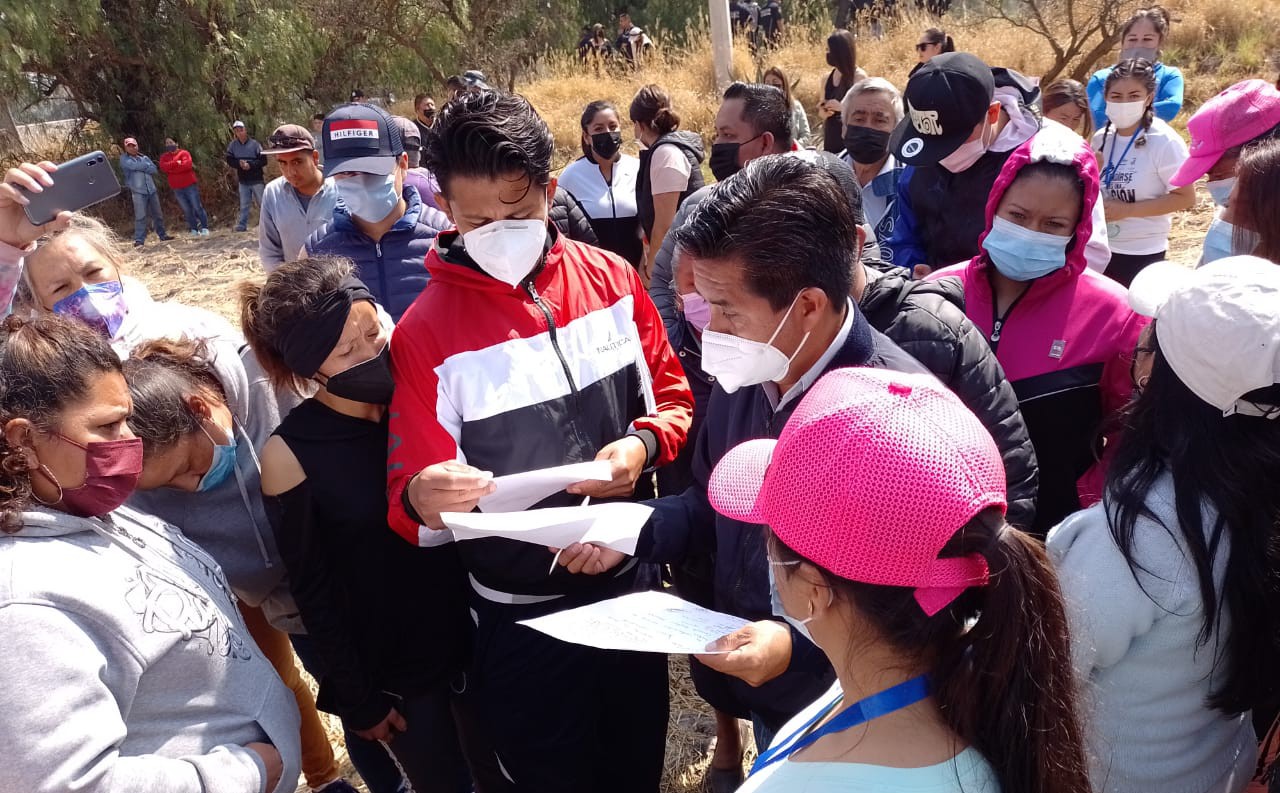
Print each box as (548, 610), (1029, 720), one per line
(567, 436), (648, 499)
(478, 460), (612, 513)
(518, 591), (751, 654)
(409, 461), (496, 530)
(441, 501), (653, 556)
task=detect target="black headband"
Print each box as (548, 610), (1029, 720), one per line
(277, 275), (375, 378)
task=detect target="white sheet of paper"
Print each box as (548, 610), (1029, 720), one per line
(441, 501), (653, 555)
(477, 460), (613, 514)
(518, 591), (750, 654)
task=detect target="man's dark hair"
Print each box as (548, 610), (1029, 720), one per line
(723, 82), (792, 151)
(424, 89), (554, 197)
(673, 155), (855, 311)
(413, 93), (433, 106)
(312, 112), (325, 122)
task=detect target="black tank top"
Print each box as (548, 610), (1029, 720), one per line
(273, 398), (470, 693)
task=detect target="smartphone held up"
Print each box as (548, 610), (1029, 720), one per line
(19, 151), (121, 226)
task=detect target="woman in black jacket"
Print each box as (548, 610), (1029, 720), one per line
(239, 258), (496, 793)
(857, 262), (1040, 531)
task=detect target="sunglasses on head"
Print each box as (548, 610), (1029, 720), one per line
(270, 135), (312, 149)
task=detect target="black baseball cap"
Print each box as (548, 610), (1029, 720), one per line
(888, 53), (996, 167)
(321, 103), (404, 177)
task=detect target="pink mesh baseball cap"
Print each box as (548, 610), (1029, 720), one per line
(1171, 80), (1280, 187)
(708, 368), (1007, 616)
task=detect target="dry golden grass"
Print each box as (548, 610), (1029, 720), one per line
(121, 6), (1274, 790)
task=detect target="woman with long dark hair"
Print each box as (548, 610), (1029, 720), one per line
(708, 367), (1088, 793)
(1227, 137), (1280, 263)
(1086, 5), (1184, 127)
(909, 27), (955, 76)
(817, 30), (865, 154)
(763, 66), (810, 145)
(558, 100), (643, 269)
(1049, 256), (1280, 793)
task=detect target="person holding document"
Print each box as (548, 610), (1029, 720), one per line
(240, 258), (497, 793)
(385, 89), (694, 793)
(707, 367), (1088, 793)
(559, 156), (930, 765)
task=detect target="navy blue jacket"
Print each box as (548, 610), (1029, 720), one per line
(305, 185), (449, 321)
(637, 308), (929, 727)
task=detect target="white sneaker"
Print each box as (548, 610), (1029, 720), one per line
(199, 228), (210, 236)
(189, 230), (200, 237)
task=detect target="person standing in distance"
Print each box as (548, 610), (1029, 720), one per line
(225, 121), (267, 233)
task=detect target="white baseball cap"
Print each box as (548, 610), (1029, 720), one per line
(1128, 257), (1280, 418)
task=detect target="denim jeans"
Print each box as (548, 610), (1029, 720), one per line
(236, 181), (265, 231)
(173, 184), (209, 231)
(130, 191), (166, 243)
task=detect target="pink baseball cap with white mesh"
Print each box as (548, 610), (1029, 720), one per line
(708, 367), (1007, 616)
(1170, 80), (1280, 187)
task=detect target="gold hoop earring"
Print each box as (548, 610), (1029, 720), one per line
(32, 464), (63, 506)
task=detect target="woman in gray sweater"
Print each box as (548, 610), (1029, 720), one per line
(0, 313), (300, 793)
(1048, 257), (1280, 793)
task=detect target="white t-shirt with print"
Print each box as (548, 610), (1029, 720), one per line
(1091, 118), (1189, 255)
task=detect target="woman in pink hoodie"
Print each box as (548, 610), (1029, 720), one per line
(930, 125), (1147, 536)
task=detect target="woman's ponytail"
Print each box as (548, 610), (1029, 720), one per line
(933, 513), (1090, 793)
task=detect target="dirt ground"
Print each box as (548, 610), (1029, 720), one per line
(123, 197), (1212, 793)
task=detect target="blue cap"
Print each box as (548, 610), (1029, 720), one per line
(322, 103), (404, 177)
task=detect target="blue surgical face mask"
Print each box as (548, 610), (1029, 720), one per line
(982, 215), (1072, 282)
(197, 419), (237, 492)
(335, 172), (399, 222)
(1201, 215), (1260, 266)
(768, 560), (830, 646)
(1205, 177), (1235, 208)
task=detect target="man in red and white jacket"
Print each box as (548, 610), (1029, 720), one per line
(158, 137), (209, 235)
(386, 89), (692, 793)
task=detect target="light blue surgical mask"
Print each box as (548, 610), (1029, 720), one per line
(197, 419), (237, 493)
(1201, 215), (1260, 266)
(982, 216), (1072, 282)
(1205, 177), (1235, 208)
(768, 560), (830, 646)
(335, 172), (399, 222)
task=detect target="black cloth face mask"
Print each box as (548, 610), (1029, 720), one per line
(592, 131), (622, 160)
(709, 134), (761, 182)
(323, 343), (396, 405)
(843, 126), (891, 165)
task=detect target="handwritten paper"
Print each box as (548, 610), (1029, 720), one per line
(477, 461), (613, 514)
(518, 590), (751, 654)
(441, 501), (653, 555)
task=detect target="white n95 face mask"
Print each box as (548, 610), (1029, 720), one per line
(463, 219), (548, 287)
(700, 294), (809, 393)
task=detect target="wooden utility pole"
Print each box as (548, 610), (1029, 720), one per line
(709, 0), (733, 91)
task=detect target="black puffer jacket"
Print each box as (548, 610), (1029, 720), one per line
(859, 267), (1039, 530)
(550, 187), (600, 245)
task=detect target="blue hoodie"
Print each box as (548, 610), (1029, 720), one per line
(304, 184), (450, 321)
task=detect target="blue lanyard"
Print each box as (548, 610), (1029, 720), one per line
(750, 675), (930, 775)
(1103, 127), (1141, 188)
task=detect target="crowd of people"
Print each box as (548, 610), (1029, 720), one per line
(2, 5), (1280, 793)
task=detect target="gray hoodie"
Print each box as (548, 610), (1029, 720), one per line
(0, 505), (302, 793)
(125, 300), (303, 633)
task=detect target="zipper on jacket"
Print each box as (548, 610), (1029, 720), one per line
(375, 241), (388, 310)
(989, 284), (1032, 353)
(524, 279), (581, 406)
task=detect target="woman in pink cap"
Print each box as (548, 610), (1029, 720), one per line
(1163, 79), (1280, 265)
(707, 367), (1088, 793)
